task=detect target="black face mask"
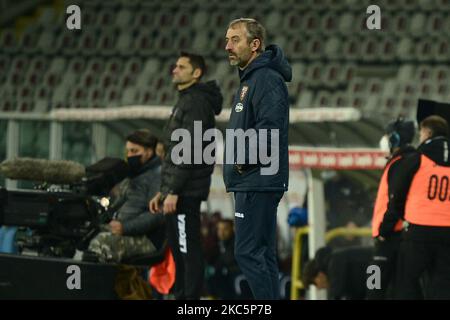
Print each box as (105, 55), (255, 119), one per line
(127, 155), (143, 176)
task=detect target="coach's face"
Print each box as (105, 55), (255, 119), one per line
(172, 57), (196, 85)
(225, 23), (255, 69)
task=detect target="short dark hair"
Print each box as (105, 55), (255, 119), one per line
(228, 18), (266, 53)
(302, 246), (332, 287)
(179, 51), (206, 80)
(420, 115), (449, 138)
(302, 259), (321, 287)
(126, 129), (158, 150)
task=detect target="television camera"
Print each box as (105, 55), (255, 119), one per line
(0, 157), (129, 258)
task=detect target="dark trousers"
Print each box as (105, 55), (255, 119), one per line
(234, 191), (283, 300)
(366, 234), (401, 300)
(395, 238), (450, 299)
(167, 197), (204, 300)
(207, 270), (239, 300)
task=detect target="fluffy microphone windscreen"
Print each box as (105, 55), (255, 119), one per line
(0, 158), (86, 184)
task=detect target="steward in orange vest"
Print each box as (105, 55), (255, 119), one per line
(367, 118), (416, 300)
(394, 115), (450, 299)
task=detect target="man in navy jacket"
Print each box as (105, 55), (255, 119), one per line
(224, 18), (292, 299)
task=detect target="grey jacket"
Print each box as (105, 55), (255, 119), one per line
(115, 155), (164, 236)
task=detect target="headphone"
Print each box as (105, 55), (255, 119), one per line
(388, 131), (401, 149)
(387, 117), (416, 150)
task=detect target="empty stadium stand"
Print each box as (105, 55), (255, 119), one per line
(1, 0), (449, 115)
(1, 0), (449, 160)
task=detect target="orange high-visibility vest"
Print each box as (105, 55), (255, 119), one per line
(372, 156), (404, 237)
(405, 155), (450, 227)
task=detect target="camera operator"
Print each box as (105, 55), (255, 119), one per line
(86, 129), (164, 263)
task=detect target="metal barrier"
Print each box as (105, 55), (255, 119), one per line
(290, 226), (372, 300)
(290, 226), (309, 300)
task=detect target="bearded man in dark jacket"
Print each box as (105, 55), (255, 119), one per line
(149, 52), (223, 300)
(224, 18), (291, 300)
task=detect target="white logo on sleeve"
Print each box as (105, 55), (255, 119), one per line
(235, 212), (244, 218)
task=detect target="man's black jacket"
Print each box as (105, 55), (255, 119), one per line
(376, 145), (417, 238)
(160, 81), (223, 200)
(316, 246), (372, 300)
(328, 246), (373, 300)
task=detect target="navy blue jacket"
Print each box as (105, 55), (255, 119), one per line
(223, 45), (292, 192)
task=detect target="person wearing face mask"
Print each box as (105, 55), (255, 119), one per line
(393, 115), (450, 299)
(86, 129), (164, 263)
(367, 118), (416, 300)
